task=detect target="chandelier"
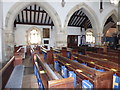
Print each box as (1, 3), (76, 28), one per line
(110, 0), (120, 5)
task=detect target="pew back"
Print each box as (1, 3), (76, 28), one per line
(55, 54), (113, 88)
(0, 56), (15, 89)
(32, 51), (74, 88)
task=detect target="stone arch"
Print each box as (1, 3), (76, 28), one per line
(4, 0), (62, 60)
(102, 9), (118, 35)
(64, 3), (100, 35)
(5, 0), (61, 32)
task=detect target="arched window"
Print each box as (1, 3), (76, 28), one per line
(27, 27), (41, 45)
(86, 30), (95, 43)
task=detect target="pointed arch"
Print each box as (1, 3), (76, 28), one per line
(64, 3), (100, 35)
(102, 9), (118, 35)
(102, 9), (118, 28)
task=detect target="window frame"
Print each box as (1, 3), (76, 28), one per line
(26, 27), (42, 45)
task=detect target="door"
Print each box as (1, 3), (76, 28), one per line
(67, 35), (78, 48)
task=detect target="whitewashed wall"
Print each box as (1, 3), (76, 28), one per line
(15, 24), (56, 49)
(15, 25), (83, 48)
(67, 27), (81, 35)
(67, 27), (83, 46)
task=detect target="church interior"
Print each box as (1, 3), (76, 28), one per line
(0, 0), (120, 89)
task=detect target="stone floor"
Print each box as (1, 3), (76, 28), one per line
(22, 55), (39, 88)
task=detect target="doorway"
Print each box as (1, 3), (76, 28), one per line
(67, 35), (78, 48)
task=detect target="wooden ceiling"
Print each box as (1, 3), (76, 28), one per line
(104, 16), (116, 27)
(14, 4), (92, 28)
(68, 9), (92, 28)
(14, 4), (54, 27)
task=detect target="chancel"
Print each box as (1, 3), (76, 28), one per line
(0, 0), (120, 89)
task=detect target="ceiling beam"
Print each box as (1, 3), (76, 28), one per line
(79, 17), (87, 27)
(14, 20), (16, 27)
(37, 7), (40, 23)
(74, 14), (86, 18)
(44, 13), (48, 24)
(18, 14), (20, 22)
(77, 17), (86, 26)
(23, 8), (47, 13)
(40, 10), (44, 23)
(68, 24), (82, 27)
(15, 22), (54, 26)
(76, 13), (85, 26)
(71, 10), (80, 25)
(26, 8), (28, 23)
(30, 6), (32, 23)
(47, 17), (51, 24)
(68, 11), (78, 25)
(34, 5), (36, 23)
(74, 12), (84, 26)
(72, 11), (82, 25)
(21, 11), (24, 23)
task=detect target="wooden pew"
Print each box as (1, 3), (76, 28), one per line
(14, 46), (22, 53)
(97, 50), (119, 58)
(54, 54), (113, 88)
(32, 51), (74, 88)
(85, 51), (119, 64)
(26, 45), (31, 56)
(96, 47), (119, 58)
(61, 47), (67, 57)
(14, 47), (24, 66)
(1, 46), (25, 89)
(108, 49), (120, 53)
(0, 56), (15, 89)
(40, 47), (54, 64)
(53, 48), (61, 53)
(72, 53), (120, 76)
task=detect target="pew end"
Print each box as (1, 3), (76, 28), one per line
(48, 77), (74, 88)
(94, 71), (113, 88)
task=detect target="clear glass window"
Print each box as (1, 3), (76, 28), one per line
(86, 31), (95, 43)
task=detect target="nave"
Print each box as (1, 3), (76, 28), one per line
(0, 0), (120, 89)
(1, 45), (120, 89)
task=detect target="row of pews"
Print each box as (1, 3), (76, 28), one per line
(2, 45), (117, 89)
(1, 46), (25, 89)
(31, 48), (74, 88)
(36, 46), (120, 89)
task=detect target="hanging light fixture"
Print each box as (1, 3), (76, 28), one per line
(100, 0), (103, 13)
(110, 0), (119, 5)
(61, 0), (66, 7)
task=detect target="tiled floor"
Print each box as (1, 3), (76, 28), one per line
(22, 55), (39, 88)
(22, 74), (38, 88)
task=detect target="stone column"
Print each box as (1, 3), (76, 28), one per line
(4, 29), (14, 61)
(95, 33), (103, 46)
(118, 3), (120, 44)
(0, 1), (3, 64)
(55, 28), (67, 49)
(0, 28), (2, 63)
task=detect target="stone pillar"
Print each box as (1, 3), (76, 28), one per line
(55, 28), (67, 48)
(95, 33), (103, 46)
(0, 1), (3, 64)
(4, 29), (14, 61)
(0, 28), (2, 63)
(118, 3), (120, 44)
